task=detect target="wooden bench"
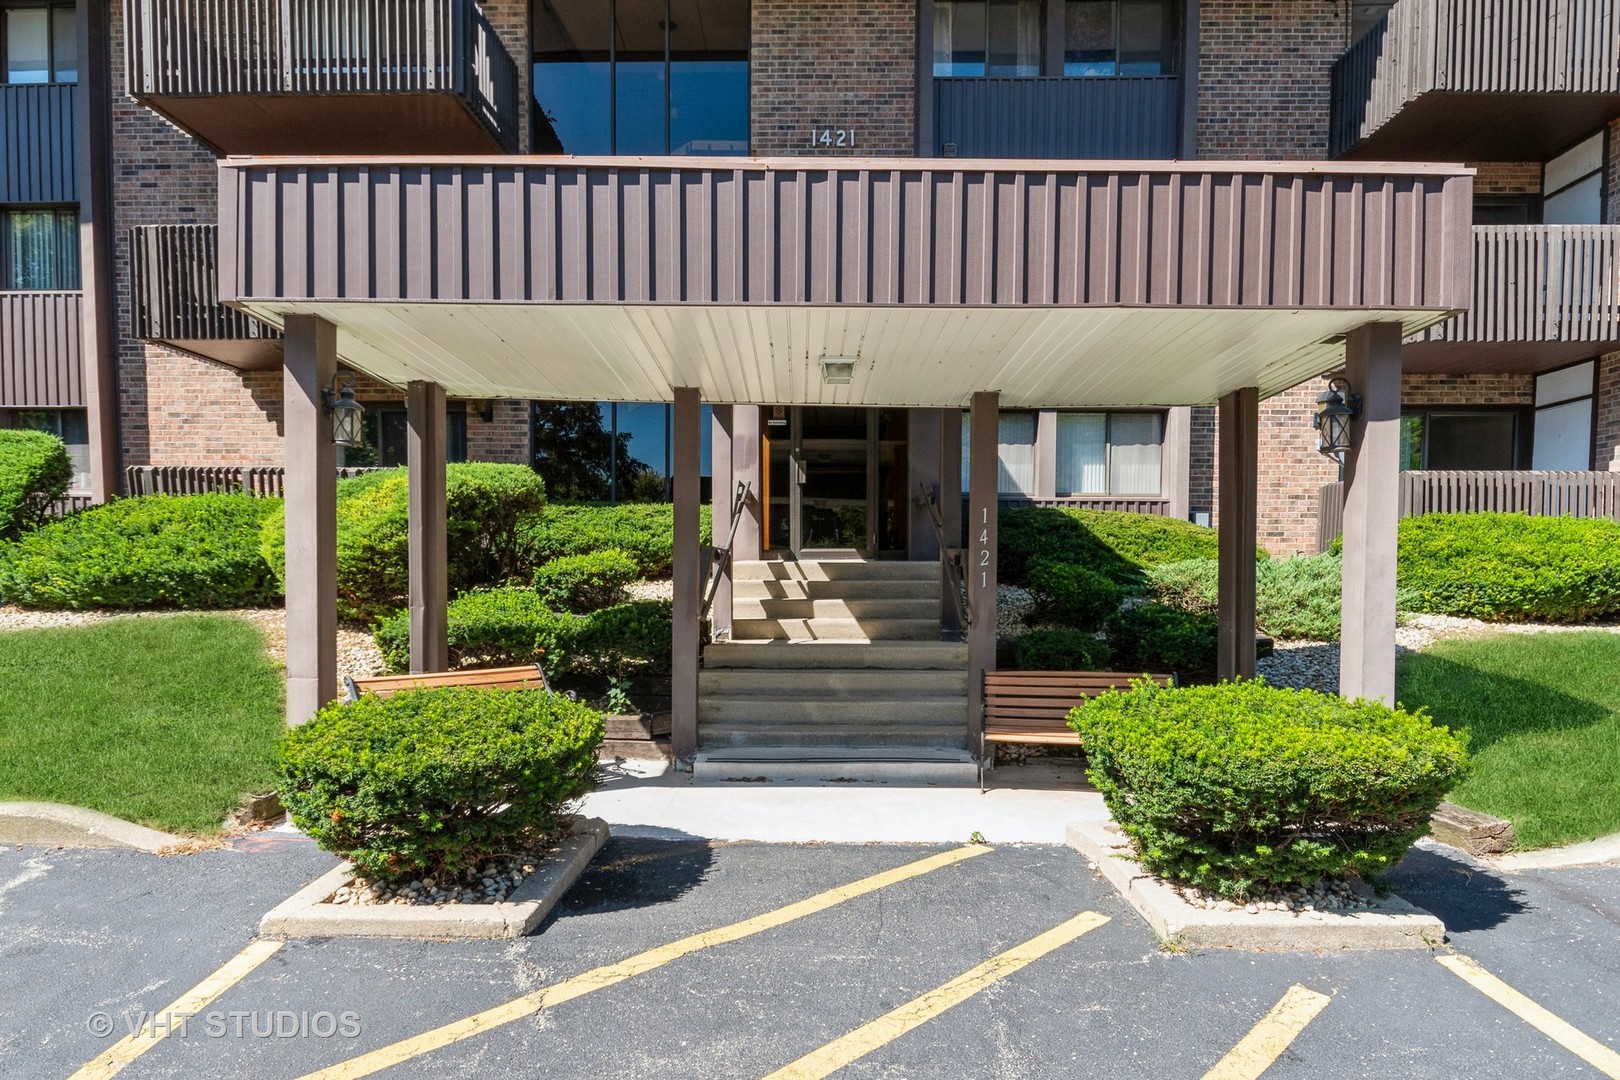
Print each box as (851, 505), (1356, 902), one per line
(980, 670), (1175, 791)
(343, 663), (551, 703)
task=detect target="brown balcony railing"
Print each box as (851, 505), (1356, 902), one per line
(124, 0), (519, 153)
(0, 85), (77, 203)
(1331, 0), (1620, 158)
(1, 292), (84, 409)
(125, 465), (378, 497)
(934, 76), (1182, 159)
(130, 224), (282, 370)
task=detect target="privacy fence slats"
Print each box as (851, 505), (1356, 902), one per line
(0, 293), (84, 408)
(130, 224), (279, 344)
(934, 77), (1182, 159)
(1316, 470), (1620, 550)
(1332, 0), (1620, 155)
(0, 85), (78, 203)
(125, 465), (377, 497)
(123, 0), (517, 150)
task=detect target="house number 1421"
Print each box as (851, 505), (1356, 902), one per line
(811, 127), (856, 148)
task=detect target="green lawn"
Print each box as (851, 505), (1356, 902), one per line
(1398, 632), (1620, 850)
(0, 615), (284, 834)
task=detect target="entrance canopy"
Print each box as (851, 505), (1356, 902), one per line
(217, 156), (1473, 406)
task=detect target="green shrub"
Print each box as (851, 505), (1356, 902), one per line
(261, 463), (547, 622)
(1000, 507), (1226, 590)
(1148, 554), (1351, 642)
(517, 502), (712, 580)
(0, 430), (72, 540)
(1014, 628), (1112, 671)
(565, 599), (674, 678)
(1027, 559), (1123, 631)
(375, 587), (569, 674)
(1393, 513), (1620, 623)
(1070, 678), (1469, 899)
(0, 494), (281, 609)
(1106, 603), (1218, 676)
(276, 686), (602, 879)
(534, 548), (638, 613)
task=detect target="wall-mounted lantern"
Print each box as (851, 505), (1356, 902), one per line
(1312, 376), (1361, 458)
(322, 373), (366, 448)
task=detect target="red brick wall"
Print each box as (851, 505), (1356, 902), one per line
(482, 0), (531, 152)
(1188, 405), (1216, 522)
(1253, 381), (1342, 555)
(1471, 162), (1541, 196)
(1196, 0), (1352, 159)
(1597, 351), (1620, 471)
(751, 0), (915, 156)
(467, 400), (533, 464)
(1400, 372), (1534, 407)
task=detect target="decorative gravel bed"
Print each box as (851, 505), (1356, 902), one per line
(1173, 875), (1377, 915)
(327, 850), (549, 907)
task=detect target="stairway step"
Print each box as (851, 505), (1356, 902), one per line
(731, 598), (940, 621)
(699, 669), (969, 697)
(733, 560), (942, 582)
(732, 617), (942, 642)
(693, 747), (977, 784)
(705, 641), (969, 670)
(732, 578), (939, 601)
(697, 724), (970, 750)
(698, 696), (968, 726)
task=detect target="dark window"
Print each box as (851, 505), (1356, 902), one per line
(1473, 197), (1540, 226)
(338, 407), (468, 468)
(935, 0), (1042, 77)
(530, 400), (712, 503)
(1066, 0), (1176, 75)
(1, 207), (79, 290)
(1400, 411), (1521, 471)
(3, 407), (88, 488)
(2, 2), (74, 84)
(532, 0), (749, 156)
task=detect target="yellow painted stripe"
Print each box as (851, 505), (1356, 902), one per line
(1438, 953), (1620, 1079)
(764, 911), (1110, 1080)
(70, 939), (284, 1080)
(1201, 984), (1332, 1080)
(300, 844), (991, 1080)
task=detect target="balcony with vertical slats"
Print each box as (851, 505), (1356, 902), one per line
(131, 224), (282, 370)
(123, 0), (519, 154)
(1331, 0), (1620, 159)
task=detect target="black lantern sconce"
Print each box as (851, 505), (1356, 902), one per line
(1312, 377), (1362, 459)
(322, 373), (366, 448)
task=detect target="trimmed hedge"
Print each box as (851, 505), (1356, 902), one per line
(261, 463), (547, 622)
(564, 599), (673, 678)
(276, 686), (602, 879)
(1070, 678), (1469, 898)
(0, 430), (72, 540)
(1027, 559), (1123, 631)
(517, 502), (712, 580)
(1106, 603), (1218, 677)
(1000, 507), (1225, 589)
(0, 494), (281, 609)
(533, 548), (638, 613)
(1147, 554), (1352, 643)
(1393, 513), (1620, 623)
(1014, 628), (1112, 671)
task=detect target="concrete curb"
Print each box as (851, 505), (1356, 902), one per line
(0, 802), (187, 853)
(259, 817), (610, 940)
(1486, 830), (1620, 871)
(1066, 820), (1446, 952)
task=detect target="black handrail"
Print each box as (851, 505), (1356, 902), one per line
(701, 480), (752, 623)
(916, 482), (971, 632)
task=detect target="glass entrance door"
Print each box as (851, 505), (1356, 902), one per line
(761, 407), (910, 558)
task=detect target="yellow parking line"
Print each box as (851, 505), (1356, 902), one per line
(70, 939), (284, 1080)
(300, 844), (992, 1080)
(1437, 953), (1620, 1078)
(1201, 984), (1332, 1080)
(764, 910), (1110, 1080)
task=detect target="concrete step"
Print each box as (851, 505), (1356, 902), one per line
(699, 669), (970, 698)
(731, 617), (942, 642)
(733, 560), (941, 582)
(697, 724), (971, 750)
(732, 578), (939, 601)
(730, 598), (941, 621)
(705, 641), (969, 670)
(698, 696), (968, 727)
(692, 747), (978, 784)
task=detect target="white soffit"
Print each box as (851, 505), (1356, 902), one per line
(238, 302), (1451, 407)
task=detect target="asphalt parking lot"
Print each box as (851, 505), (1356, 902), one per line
(1, 832), (1617, 1079)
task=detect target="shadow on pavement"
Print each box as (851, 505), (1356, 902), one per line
(1389, 844), (1532, 934)
(547, 834), (716, 922)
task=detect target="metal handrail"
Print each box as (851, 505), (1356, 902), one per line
(701, 480), (752, 623)
(916, 483), (971, 631)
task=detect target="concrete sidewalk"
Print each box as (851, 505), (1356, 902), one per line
(578, 757), (1106, 844)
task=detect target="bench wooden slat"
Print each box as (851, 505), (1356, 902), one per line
(979, 669), (1173, 790)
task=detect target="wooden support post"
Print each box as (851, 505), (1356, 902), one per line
(711, 406), (735, 642)
(283, 315), (339, 725)
(672, 388), (703, 762)
(732, 405), (762, 562)
(75, 0), (119, 502)
(967, 392), (999, 749)
(407, 380), (448, 674)
(940, 406), (964, 638)
(1340, 323), (1403, 704)
(1217, 387), (1259, 682)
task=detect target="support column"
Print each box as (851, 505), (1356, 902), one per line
(967, 392), (1000, 749)
(710, 406), (735, 642)
(283, 316), (339, 725)
(1217, 387), (1259, 681)
(1163, 406), (1193, 521)
(1340, 323), (1403, 704)
(907, 409), (943, 561)
(940, 407), (964, 637)
(731, 405), (762, 562)
(406, 381), (448, 674)
(75, 0), (119, 501)
(671, 388), (703, 762)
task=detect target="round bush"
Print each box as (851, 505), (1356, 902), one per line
(1394, 513), (1620, 623)
(564, 599), (674, 678)
(517, 502), (712, 580)
(0, 493), (281, 609)
(261, 463), (547, 622)
(0, 429), (72, 540)
(534, 548), (639, 613)
(276, 686), (603, 879)
(1014, 628), (1112, 671)
(1027, 559), (1123, 631)
(374, 587), (568, 674)
(1071, 678), (1469, 899)
(1106, 603), (1218, 676)
(1000, 507), (1225, 589)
